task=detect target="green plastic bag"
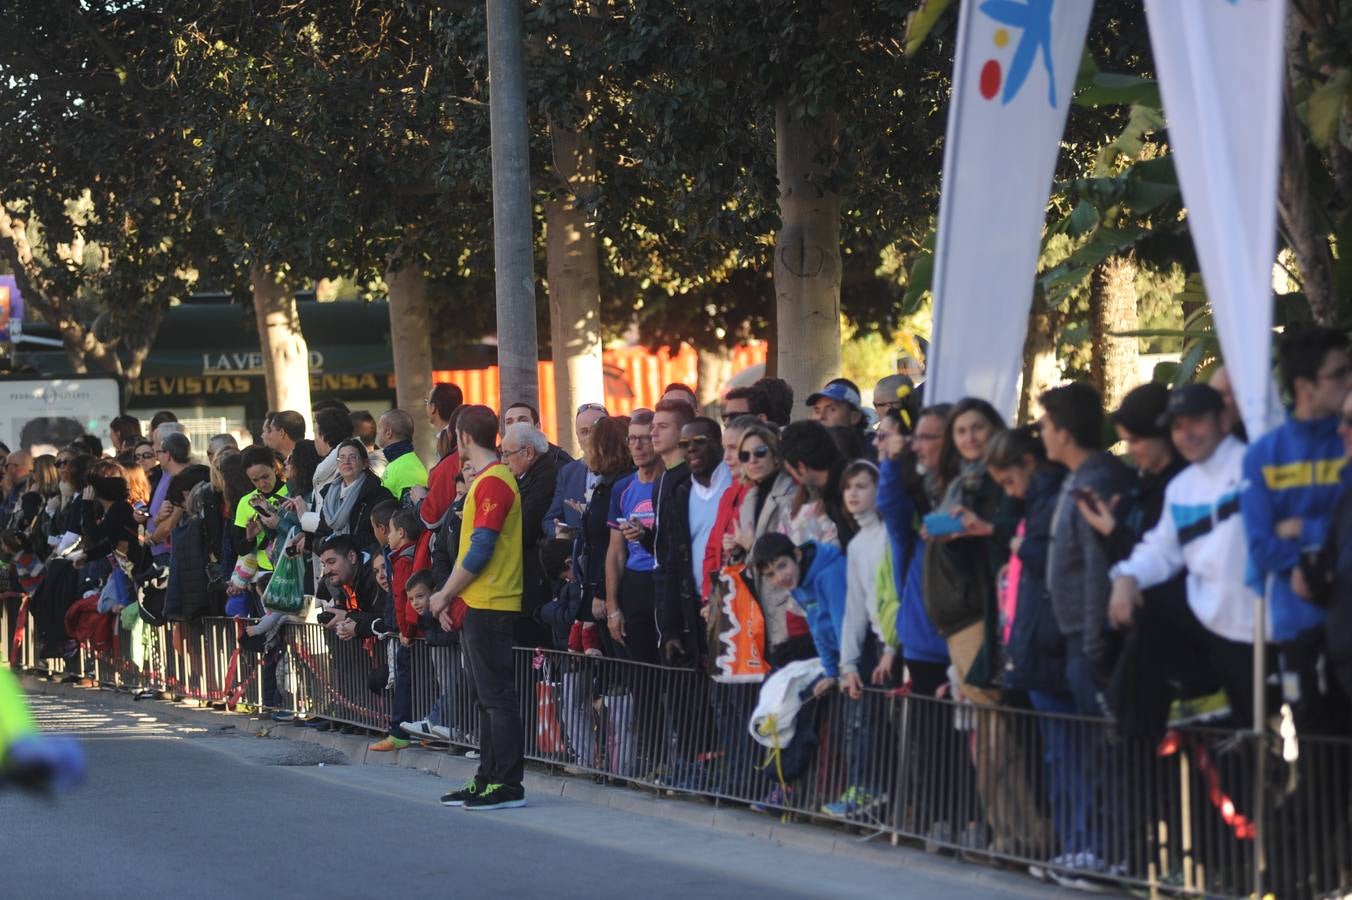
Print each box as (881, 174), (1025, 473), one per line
(261, 529), (306, 614)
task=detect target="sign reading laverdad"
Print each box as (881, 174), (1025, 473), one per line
(927, 0), (1093, 418)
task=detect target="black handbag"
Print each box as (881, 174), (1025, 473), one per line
(136, 564), (169, 627)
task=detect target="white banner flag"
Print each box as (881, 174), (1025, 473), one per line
(928, 0), (1093, 418)
(1145, 0), (1286, 437)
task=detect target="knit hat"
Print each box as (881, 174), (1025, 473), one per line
(1111, 382), (1170, 438)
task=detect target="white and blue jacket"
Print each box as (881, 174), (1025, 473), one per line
(1110, 436), (1260, 644)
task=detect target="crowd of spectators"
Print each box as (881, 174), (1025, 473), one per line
(3, 329), (1352, 877)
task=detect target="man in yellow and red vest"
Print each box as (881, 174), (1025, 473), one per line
(429, 404), (525, 812)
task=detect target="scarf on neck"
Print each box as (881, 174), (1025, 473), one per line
(940, 459), (986, 515)
(322, 472), (368, 535)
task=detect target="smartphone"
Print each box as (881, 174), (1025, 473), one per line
(1069, 487), (1101, 515)
(132, 501), (148, 515)
(627, 513), (646, 528)
(922, 511), (964, 538)
(606, 520), (623, 530)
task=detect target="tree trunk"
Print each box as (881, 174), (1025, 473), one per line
(1089, 255), (1139, 411)
(387, 259), (436, 463)
(545, 114), (605, 458)
(773, 99), (841, 416)
(486, 0), (540, 412)
(1018, 290), (1061, 424)
(1278, 108), (1337, 324)
(250, 261), (312, 422)
(696, 345), (735, 412)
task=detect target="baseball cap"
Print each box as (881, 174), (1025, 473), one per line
(1159, 383), (1224, 426)
(872, 374), (915, 407)
(805, 382), (862, 411)
(1111, 382), (1170, 438)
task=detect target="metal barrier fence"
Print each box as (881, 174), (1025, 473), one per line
(7, 607), (1351, 899)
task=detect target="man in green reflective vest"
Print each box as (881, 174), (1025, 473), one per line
(378, 409), (429, 503)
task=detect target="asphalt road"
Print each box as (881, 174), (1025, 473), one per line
(0, 691), (1060, 900)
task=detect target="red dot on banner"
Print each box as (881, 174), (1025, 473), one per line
(979, 60), (1001, 99)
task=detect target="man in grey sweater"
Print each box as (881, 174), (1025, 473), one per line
(1040, 381), (1135, 882)
(1041, 382), (1133, 716)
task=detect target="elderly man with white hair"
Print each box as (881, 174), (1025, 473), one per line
(501, 422), (563, 643)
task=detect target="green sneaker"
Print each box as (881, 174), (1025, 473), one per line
(463, 783), (527, 811)
(441, 778), (484, 807)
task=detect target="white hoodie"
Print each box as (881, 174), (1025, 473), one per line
(838, 510), (895, 675)
(1110, 435), (1260, 644)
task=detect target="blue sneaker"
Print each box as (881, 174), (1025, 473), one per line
(821, 786), (882, 818)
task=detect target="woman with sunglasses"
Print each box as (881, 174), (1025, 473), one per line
(132, 439), (162, 496)
(727, 422), (817, 670)
(47, 454), (93, 547)
(700, 415), (760, 603)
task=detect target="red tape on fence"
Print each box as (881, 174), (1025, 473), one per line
(288, 630), (386, 720)
(222, 619), (258, 707)
(7, 593), (28, 663)
(1158, 729), (1256, 841)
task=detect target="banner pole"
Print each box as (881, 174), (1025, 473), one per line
(1252, 574), (1270, 897)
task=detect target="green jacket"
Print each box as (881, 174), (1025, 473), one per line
(381, 445), (428, 503)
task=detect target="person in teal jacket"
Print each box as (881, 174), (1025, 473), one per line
(1241, 326), (1352, 728)
(751, 533), (846, 682)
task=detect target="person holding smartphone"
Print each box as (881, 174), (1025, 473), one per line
(921, 397), (1051, 860)
(604, 410), (662, 661)
(233, 446), (290, 574)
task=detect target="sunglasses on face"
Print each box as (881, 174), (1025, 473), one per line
(678, 436), (712, 451)
(135, 452), (156, 460)
(738, 445), (772, 463)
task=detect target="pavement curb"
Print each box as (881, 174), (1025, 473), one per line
(23, 676), (1068, 897)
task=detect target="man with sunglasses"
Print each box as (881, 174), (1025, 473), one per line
(656, 417), (730, 665)
(1242, 326), (1352, 732)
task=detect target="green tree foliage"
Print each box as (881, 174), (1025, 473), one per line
(0, 2), (220, 376)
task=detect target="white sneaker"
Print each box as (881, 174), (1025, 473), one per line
(464, 749), (481, 760)
(428, 724), (452, 741)
(1048, 853), (1110, 893)
(400, 719), (436, 741)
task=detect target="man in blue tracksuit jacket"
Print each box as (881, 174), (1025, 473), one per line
(1241, 326), (1352, 723)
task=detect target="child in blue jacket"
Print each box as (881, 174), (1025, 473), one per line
(751, 533), (845, 684)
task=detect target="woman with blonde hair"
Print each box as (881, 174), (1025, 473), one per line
(728, 422), (814, 669)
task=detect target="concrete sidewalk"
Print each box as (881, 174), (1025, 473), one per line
(21, 675), (1071, 898)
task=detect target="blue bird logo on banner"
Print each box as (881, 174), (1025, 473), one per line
(977, 0), (1058, 107)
